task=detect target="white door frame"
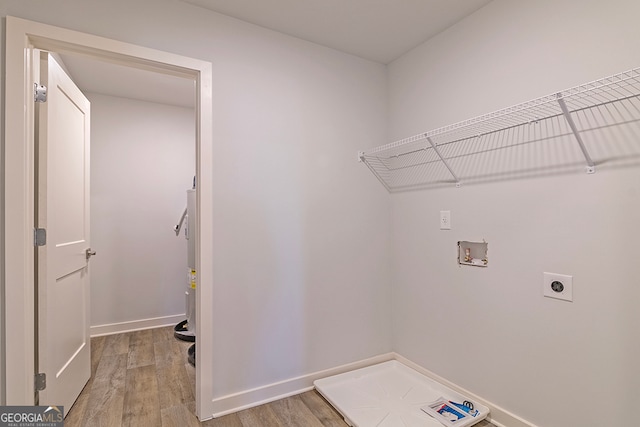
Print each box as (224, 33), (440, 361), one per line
(3, 16), (215, 420)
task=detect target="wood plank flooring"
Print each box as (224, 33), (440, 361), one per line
(66, 326), (494, 426)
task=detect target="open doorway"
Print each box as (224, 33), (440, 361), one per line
(37, 50), (197, 413)
(3, 16), (214, 420)
(54, 52), (197, 338)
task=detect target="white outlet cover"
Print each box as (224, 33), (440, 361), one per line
(440, 210), (451, 230)
(543, 272), (573, 302)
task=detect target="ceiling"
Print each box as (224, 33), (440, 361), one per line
(59, 0), (492, 107)
(182, 0), (492, 64)
(59, 54), (196, 108)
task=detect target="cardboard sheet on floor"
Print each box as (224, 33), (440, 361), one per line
(314, 361), (489, 427)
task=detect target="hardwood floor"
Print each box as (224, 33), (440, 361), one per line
(66, 326), (494, 426)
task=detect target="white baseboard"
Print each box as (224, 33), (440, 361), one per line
(211, 351), (538, 427)
(90, 314), (185, 337)
(394, 353), (539, 427)
(211, 353), (395, 417)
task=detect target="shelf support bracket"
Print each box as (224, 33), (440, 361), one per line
(426, 136), (461, 187)
(557, 93), (596, 174)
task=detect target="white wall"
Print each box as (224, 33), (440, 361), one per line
(0, 0), (391, 410)
(388, 1), (640, 426)
(88, 93), (194, 331)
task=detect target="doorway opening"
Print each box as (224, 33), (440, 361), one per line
(53, 51), (197, 338)
(35, 49), (197, 412)
(3, 16), (214, 420)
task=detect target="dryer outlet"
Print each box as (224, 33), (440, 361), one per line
(543, 272), (573, 302)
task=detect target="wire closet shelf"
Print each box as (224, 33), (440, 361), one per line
(359, 67), (640, 192)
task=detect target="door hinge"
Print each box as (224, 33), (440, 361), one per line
(34, 83), (47, 103)
(34, 228), (47, 246)
(35, 373), (46, 391)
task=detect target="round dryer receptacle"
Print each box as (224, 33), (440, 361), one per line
(551, 280), (564, 293)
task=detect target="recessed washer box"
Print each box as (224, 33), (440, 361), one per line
(458, 241), (488, 267)
(543, 272), (573, 302)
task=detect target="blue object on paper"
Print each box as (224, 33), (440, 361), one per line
(437, 403), (466, 421)
(449, 401), (479, 417)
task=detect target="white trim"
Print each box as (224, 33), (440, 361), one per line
(3, 16), (214, 420)
(4, 16), (37, 405)
(394, 353), (539, 427)
(89, 314), (187, 337)
(211, 353), (395, 418)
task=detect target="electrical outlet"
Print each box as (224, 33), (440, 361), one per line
(543, 272), (573, 302)
(440, 210), (451, 230)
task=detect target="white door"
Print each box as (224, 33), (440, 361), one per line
(36, 52), (92, 414)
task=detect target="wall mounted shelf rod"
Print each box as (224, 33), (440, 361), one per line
(556, 93), (596, 174)
(426, 136), (461, 187)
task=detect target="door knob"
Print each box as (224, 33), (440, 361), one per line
(85, 248), (97, 260)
